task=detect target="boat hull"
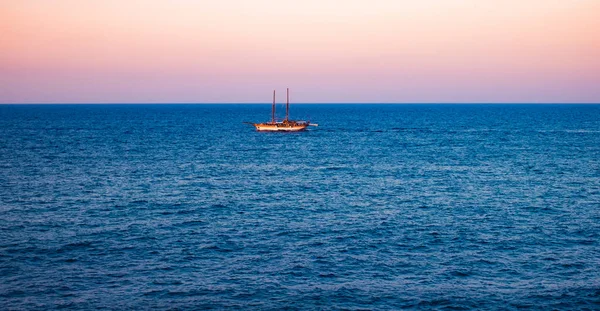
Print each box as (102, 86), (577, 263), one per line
(254, 123), (309, 132)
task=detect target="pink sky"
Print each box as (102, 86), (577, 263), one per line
(1, 0), (600, 103)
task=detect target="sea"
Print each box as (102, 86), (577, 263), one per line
(1, 104), (599, 310)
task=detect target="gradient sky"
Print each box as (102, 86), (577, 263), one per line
(1, 0), (600, 103)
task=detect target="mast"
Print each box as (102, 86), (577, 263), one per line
(286, 88), (289, 121)
(272, 90), (276, 124)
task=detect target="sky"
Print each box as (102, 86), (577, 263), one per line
(1, 0), (600, 103)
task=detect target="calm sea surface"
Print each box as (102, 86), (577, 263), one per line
(1, 104), (599, 310)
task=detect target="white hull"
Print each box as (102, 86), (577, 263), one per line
(254, 123), (308, 131)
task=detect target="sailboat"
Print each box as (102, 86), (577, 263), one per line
(252, 89), (317, 132)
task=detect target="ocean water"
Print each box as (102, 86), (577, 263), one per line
(1, 104), (599, 310)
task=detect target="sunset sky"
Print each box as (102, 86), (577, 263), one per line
(1, 0), (600, 103)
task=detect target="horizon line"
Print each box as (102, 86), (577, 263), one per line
(1, 102), (600, 105)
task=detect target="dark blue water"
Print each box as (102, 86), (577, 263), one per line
(1, 104), (599, 310)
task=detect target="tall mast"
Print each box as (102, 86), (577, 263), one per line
(286, 88), (289, 121)
(272, 90), (276, 124)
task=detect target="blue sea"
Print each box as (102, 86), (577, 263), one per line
(1, 104), (599, 310)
